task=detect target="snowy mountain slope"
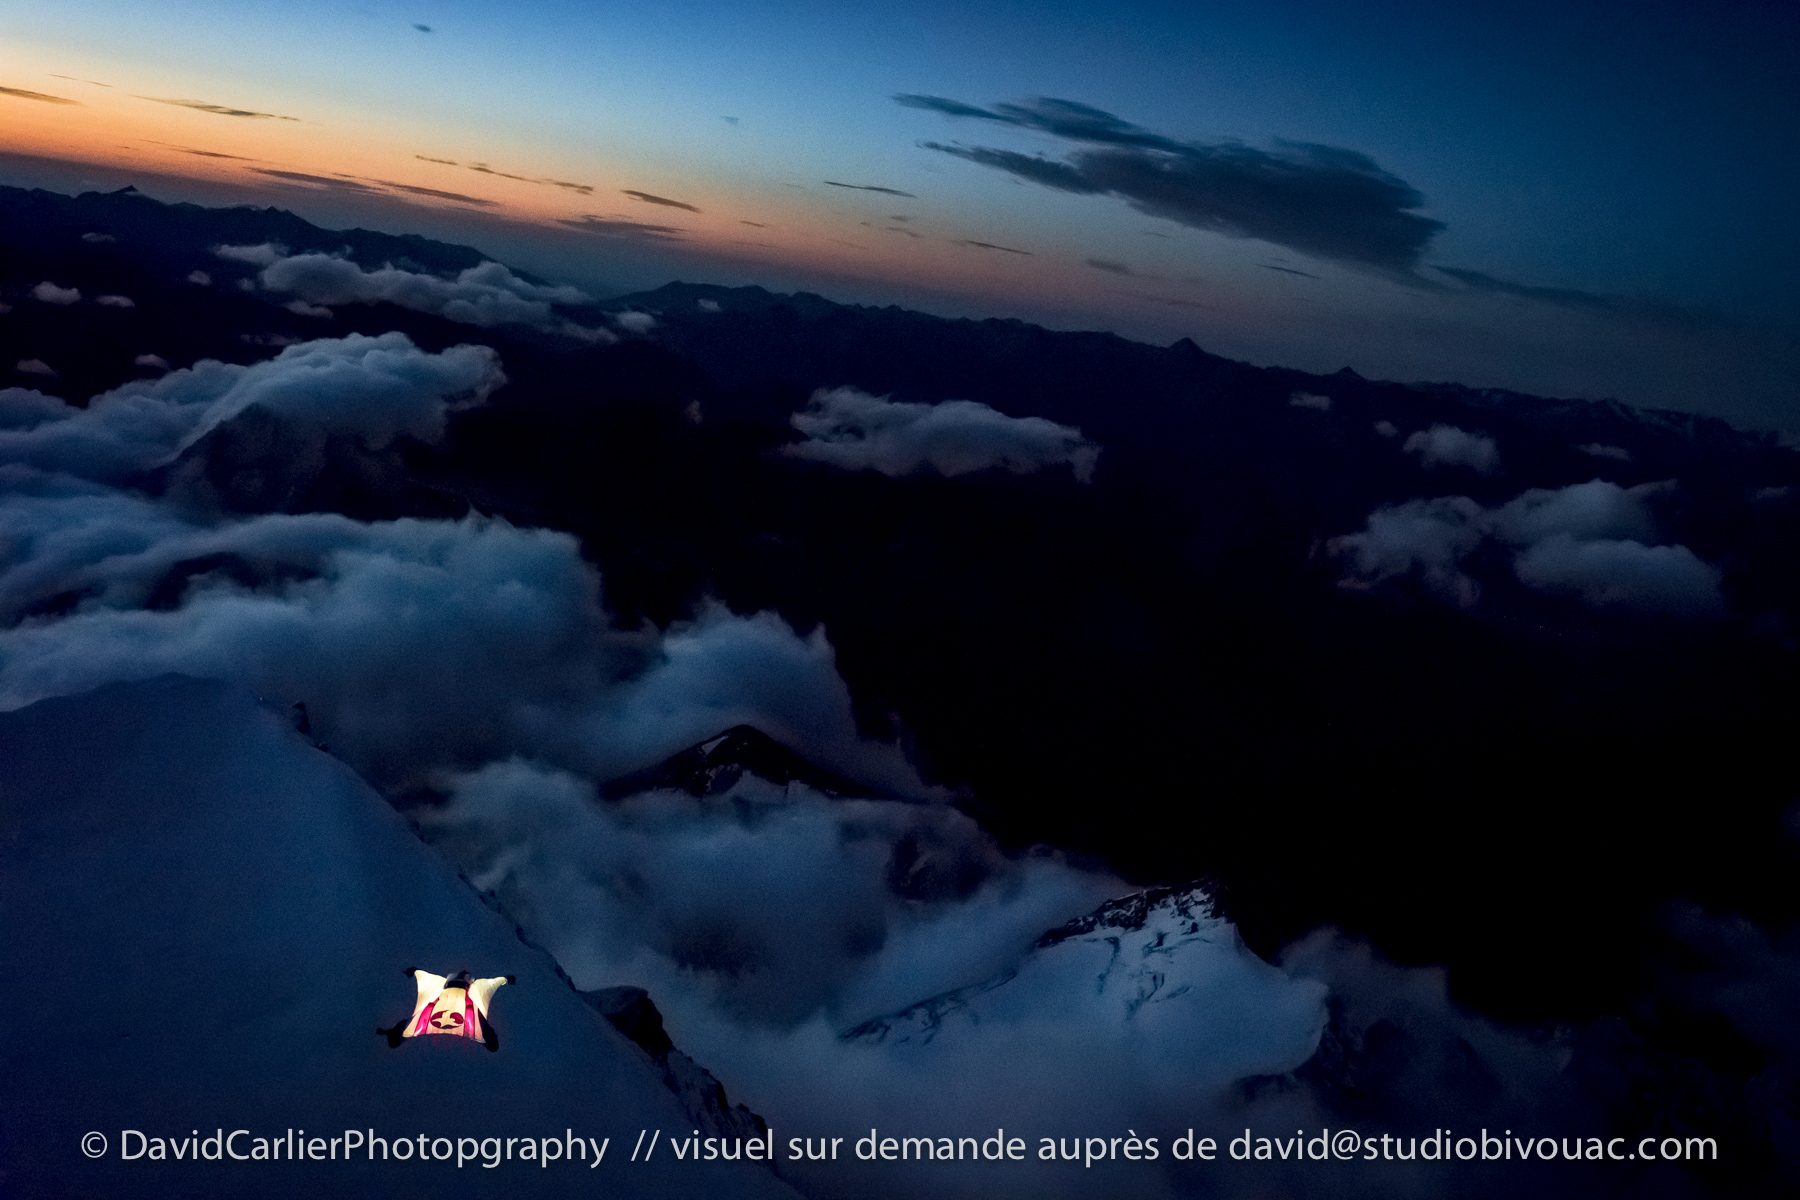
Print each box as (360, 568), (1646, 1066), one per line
(0, 675), (795, 1200)
(845, 882), (1327, 1084)
(582, 986), (768, 1142)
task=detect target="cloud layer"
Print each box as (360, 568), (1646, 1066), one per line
(0, 332), (500, 481)
(1332, 479), (1726, 616)
(0, 341), (922, 797)
(1403, 424), (1501, 473)
(234, 248), (616, 341)
(787, 387), (1100, 482)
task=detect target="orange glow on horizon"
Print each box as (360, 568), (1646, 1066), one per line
(0, 71), (1165, 330)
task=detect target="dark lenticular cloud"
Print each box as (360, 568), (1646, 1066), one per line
(902, 94), (1445, 275)
(1085, 258), (1133, 275)
(559, 215), (687, 241)
(450, 161), (596, 196)
(0, 85), (79, 105)
(466, 163), (533, 182)
(1434, 266), (1734, 331)
(1262, 262), (1321, 279)
(177, 147), (256, 161)
(252, 168), (379, 193)
(957, 239), (1032, 256)
(248, 169), (495, 208)
(824, 180), (918, 198)
(622, 189), (701, 213)
(1116, 289), (1211, 310)
(140, 96), (298, 121)
(919, 143), (1096, 192)
(372, 179), (498, 207)
(898, 94), (1185, 151)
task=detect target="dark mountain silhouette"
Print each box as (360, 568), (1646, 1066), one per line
(603, 724), (875, 800)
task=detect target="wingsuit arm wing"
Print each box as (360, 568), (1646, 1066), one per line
(400, 970), (447, 1039)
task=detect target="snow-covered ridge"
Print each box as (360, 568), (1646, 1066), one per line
(0, 675), (794, 1200)
(1033, 880), (1218, 948)
(845, 881), (1326, 1087)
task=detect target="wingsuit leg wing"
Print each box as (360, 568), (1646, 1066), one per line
(468, 976), (510, 1053)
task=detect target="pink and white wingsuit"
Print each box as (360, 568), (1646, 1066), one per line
(385, 968), (511, 1052)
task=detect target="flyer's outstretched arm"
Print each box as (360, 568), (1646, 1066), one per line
(379, 967), (447, 1047)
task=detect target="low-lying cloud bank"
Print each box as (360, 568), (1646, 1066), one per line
(1332, 479), (1726, 616)
(215, 244), (618, 342)
(1403, 423), (1500, 473)
(0, 334), (921, 801)
(0, 332), (501, 480)
(419, 762), (1350, 1200)
(787, 387), (1100, 482)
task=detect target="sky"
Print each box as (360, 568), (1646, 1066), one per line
(2, 0), (1796, 425)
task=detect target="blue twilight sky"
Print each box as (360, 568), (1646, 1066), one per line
(2, 0), (1796, 424)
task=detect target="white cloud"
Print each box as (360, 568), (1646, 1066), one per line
(80, 231), (115, 244)
(612, 310), (656, 334)
(31, 282), (80, 306)
(285, 300), (333, 318)
(1490, 477), (1663, 546)
(426, 760), (1115, 1026)
(1578, 442), (1631, 462)
(787, 387), (1101, 483)
(1332, 479), (1724, 616)
(697, 298), (722, 313)
(186, 270), (213, 286)
(213, 241), (286, 266)
(1330, 495), (1487, 606)
(0, 332), (502, 480)
(1374, 419), (1399, 438)
(1403, 424), (1500, 474)
(1512, 536), (1725, 617)
(1288, 391), (1331, 411)
(255, 253), (615, 341)
(0, 389), (72, 430)
(134, 354), (171, 371)
(0, 345), (920, 797)
(16, 359), (57, 378)
(95, 294), (135, 309)
(0, 498), (923, 799)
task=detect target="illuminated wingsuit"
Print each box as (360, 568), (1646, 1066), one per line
(381, 968), (513, 1052)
